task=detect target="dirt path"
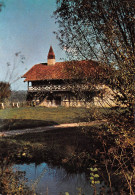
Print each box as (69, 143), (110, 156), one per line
(0, 119), (107, 137)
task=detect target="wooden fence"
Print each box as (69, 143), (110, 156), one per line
(0, 101), (32, 109)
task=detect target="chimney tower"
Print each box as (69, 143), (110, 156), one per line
(47, 46), (55, 66)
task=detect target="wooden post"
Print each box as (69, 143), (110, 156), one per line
(2, 103), (4, 109)
(52, 99), (55, 107)
(17, 102), (19, 108)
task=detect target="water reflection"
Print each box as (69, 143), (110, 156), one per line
(14, 163), (103, 195)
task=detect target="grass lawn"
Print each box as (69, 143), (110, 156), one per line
(0, 106), (91, 122)
(0, 106), (123, 131)
(0, 106), (96, 131)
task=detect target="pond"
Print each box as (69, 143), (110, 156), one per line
(13, 162), (105, 195)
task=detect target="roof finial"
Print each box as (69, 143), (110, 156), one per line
(48, 46), (55, 60)
(47, 46), (55, 66)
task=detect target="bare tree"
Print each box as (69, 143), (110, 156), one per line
(5, 52), (25, 85)
(0, 52), (25, 102)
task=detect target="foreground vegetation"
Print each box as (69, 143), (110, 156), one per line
(0, 124), (134, 194)
(0, 106), (134, 194)
(54, 2), (135, 193)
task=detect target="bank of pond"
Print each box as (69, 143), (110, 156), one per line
(13, 162), (107, 195)
(0, 125), (134, 194)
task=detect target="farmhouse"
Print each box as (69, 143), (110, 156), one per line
(22, 46), (114, 107)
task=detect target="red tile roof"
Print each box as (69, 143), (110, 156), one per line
(22, 60), (102, 82)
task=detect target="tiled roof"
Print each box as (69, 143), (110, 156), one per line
(22, 60), (102, 82)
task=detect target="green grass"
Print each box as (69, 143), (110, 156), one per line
(0, 106), (122, 131)
(0, 106), (90, 123)
(0, 106), (94, 131)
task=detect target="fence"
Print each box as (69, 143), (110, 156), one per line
(0, 101), (32, 109)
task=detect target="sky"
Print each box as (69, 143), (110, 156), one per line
(0, 0), (66, 90)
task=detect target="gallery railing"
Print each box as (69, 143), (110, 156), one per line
(28, 84), (90, 92)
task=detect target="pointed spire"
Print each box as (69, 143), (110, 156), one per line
(47, 46), (55, 59)
(47, 46), (55, 65)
